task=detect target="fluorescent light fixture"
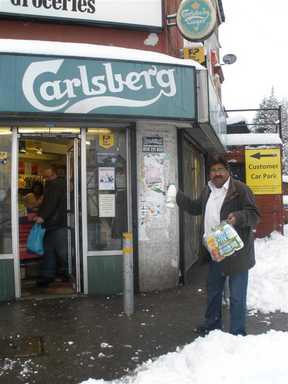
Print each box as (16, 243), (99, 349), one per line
(87, 128), (112, 134)
(18, 127), (80, 134)
(0, 128), (12, 135)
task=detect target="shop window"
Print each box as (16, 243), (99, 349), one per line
(86, 129), (128, 251)
(0, 129), (12, 254)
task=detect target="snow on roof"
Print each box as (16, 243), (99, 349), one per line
(227, 114), (248, 125)
(0, 39), (205, 69)
(226, 133), (282, 146)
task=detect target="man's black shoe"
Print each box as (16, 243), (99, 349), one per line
(61, 274), (72, 283)
(193, 325), (210, 336)
(36, 278), (54, 288)
(193, 325), (222, 336)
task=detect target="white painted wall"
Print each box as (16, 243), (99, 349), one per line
(136, 123), (179, 291)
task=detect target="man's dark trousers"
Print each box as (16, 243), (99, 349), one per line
(205, 260), (248, 336)
(41, 227), (68, 279)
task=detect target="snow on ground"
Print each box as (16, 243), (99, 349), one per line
(81, 331), (288, 384)
(80, 226), (288, 384)
(248, 229), (288, 313)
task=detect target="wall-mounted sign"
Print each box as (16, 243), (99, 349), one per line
(0, 54), (196, 120)
(177, 0), (217, 42)
(183, 47), (206, 65)
(245, 148), (282, 195)
(142, 136), (164, 153)
(0, 0), (163, 30)
(99, 134), (115, 149)
(0, 151), (8, 165)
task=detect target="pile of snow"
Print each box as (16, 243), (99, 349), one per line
(248, 230), (288, 313)
(81, 330), (288, 384)
(226, 133), (282, 146)
(0, 39), (204, 69)
(227, 114), (248, 125)
(80, 227), (288, 384)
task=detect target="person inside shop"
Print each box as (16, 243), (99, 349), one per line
(168, 153), (260, 336)
(35, 165), (68, 288)
(23, 181), (44, 214)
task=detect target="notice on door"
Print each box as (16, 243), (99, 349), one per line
(99, 167), (115, 191)
(245, 148), (282, 195)
(99, 194), (116, 218)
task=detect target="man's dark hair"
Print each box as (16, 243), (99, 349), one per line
(206, 153), (230, 172)
(44, 164), (58, 175)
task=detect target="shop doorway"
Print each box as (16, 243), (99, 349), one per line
(179, 133), (206, 284)
(18, 135), (81, 297)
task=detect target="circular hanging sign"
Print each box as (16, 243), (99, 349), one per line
(176, 0), (217, 42)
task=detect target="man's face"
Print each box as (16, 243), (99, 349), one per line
(43, 168), (56, 182)
(209, 162), (230, 188)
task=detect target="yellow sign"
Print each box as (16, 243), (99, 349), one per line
(0, 151), (7, 160)
(245, 148), (282, 195)
(183, 47), (206, 65)
(99, 134), (115, 149)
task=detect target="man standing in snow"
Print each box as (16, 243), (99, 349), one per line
(171, 154), (260, 336)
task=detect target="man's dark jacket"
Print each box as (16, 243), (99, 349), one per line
(176, 177), (260, 276)
(38, 177), (67, 231)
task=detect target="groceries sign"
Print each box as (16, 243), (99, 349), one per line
(0, 0), (163, 30)
(0, 54), (196, 119)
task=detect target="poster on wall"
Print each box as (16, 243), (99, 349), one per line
(99, 167), (115, 191)
(143, 153), (165, 194)
(99, 194), (116, 218)
(139, 152), (167, 239)
(142, 136), (164, 153)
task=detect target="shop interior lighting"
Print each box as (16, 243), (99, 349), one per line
(87, 128), (112, 134)
(0, 128), (12, 135)
(18, 127), (80, 134)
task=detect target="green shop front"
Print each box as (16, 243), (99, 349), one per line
(0, 49), (198, 301)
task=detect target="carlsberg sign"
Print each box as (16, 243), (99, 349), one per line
(0, 54), (196, 119)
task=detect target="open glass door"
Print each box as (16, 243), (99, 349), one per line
(17, 133), (81, 296)
(66, 138), (81, 293)
(0, 128), (16, 301)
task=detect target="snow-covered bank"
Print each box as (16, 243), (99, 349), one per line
(248, 230), (288, 313)
(81, 330), (288, 384)
(81, 227), (288, 384)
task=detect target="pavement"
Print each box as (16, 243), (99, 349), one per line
(1, 264), (288, 384)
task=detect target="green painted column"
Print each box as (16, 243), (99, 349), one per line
(0, 260), (15, 302)
(88, 256), (123, 295)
